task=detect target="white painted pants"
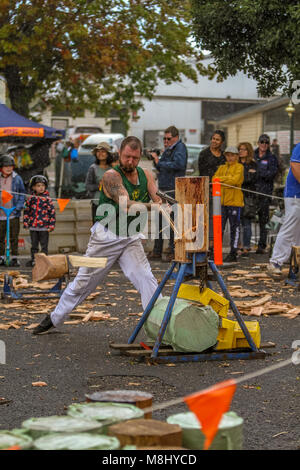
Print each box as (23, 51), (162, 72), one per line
(51, 223), (160, 327)
(270, 197), (300, 266)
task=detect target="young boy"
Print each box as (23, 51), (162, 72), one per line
(0, 154), (25, 267)
(213, 146), (244, 262)
(23, 175), (56, 267)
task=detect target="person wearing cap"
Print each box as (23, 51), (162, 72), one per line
(85, 142), (113, 222)
(254, 134), (279, 254)
(0, 154), (26, 267)
(267, 142), (300, 275)
(213, 146), (244, 262)
(23, 175), (56, 267)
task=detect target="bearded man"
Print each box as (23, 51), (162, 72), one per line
(33, 136), (162, 335)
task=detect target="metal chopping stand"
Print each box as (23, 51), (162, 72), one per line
(111, 177), (269, 363)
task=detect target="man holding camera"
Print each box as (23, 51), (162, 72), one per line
(148, 125), (187, 261)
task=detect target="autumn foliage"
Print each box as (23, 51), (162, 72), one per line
(0, 0), (205, 121)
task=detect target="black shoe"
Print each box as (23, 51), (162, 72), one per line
(25, 260), (35, 267)
(9, 258), (20, 267)
(32, 315), (54, 335)
(0, 257), (5, 266)
(255, 247), (266, 254)
(224, 253), (238, 263)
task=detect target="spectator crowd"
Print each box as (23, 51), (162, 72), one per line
(1, 126), (298, 274)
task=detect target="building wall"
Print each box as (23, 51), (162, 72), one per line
(130, 98), (202, 145)
(223, 113), (263, 147)
(41, 109), (110, 133)
(154, 58), (260, 100)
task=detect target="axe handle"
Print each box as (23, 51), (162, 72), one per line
(156, 190), (177, 205)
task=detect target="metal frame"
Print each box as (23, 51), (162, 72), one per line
(0, 206), (16, 267)
(126, 253), (266, 363)
(2, 274), (66, 302)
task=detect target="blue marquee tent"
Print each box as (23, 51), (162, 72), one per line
(0, 104), (65, 142)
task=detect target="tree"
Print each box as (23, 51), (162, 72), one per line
(191, 0), (300, 97)
(0, 0), (206, 125)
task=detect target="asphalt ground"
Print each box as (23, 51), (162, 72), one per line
(0, 252), (299, 451)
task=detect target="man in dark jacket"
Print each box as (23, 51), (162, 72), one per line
(148, 126), (187, 261)
(254, 134), (279, 254)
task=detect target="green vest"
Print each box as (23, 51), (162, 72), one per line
(95, 166), (150, 236)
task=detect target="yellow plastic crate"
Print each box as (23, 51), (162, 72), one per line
(232, 321), (261, 349)
(216, 318), (235, 350)
(177, 286), (229, 318)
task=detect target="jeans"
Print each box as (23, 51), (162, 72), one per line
(257, 196), (270, 249)
(30, 230), (49, 260)
(153, 211), (175, 254)
(222, 206), (241, 254)
(241, 216), (252, 249)
(0, 217), (20, 256)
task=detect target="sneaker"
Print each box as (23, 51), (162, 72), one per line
(256, 247), (266, 254)
(267, 262), (282, 275)
(224, 253), (238, 263)
(32, 315), (54, 335)
(147, 251), (162, 260)
(9, 258), (20, 267)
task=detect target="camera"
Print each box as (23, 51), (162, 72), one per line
(143, 148), (161, 161)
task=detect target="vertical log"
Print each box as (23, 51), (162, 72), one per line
(175, 177), (209, 263)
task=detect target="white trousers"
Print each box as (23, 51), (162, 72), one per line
(270, 197), (300, 266)
(51, 223), (160, 327)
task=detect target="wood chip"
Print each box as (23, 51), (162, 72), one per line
(250, 307), (263, 317)
(32, 381), (47, 387)
(63, 320), (82, 325)
(82, 311), (95, 323)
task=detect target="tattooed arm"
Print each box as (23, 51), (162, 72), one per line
(102, 169), (161, 211)
(102, 169), (129, 203)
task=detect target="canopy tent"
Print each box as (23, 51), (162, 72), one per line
(0, 104), (65, 142)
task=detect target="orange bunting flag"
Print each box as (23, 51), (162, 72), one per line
(57, 198), (70, 212)
(183, 379), (236, 450)
(1, 190), (13, 205)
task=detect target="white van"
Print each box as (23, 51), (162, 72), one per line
(79, 133), (124, 153)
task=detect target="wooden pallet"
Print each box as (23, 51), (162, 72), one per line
(110, 342), (274, 363)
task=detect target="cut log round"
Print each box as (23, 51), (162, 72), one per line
(85, 390), (153, 419)
(108, 418), (182, 447)
(32, 253), (68, 281)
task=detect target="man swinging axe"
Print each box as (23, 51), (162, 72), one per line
(33, 136), (165, 335)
